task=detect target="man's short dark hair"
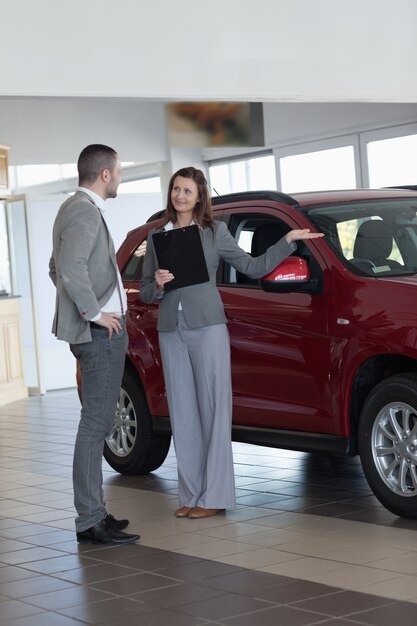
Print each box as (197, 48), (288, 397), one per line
(77, 144), (118, 185)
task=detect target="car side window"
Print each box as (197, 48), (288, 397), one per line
(221, 214), (292, 286)
(307, 204), (413, 277)
(337, 217), (405, 273)
(121, 239), (147, 282)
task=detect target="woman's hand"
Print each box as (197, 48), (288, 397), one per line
(286, 229), (324, 244)
(155, 269), (175, 291)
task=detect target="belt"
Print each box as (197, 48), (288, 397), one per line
(90, 316), (126, 330)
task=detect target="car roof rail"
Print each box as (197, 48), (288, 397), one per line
(145, 191), (300, 223)
(211, 190), (300, 207)
(146, 209), (165, 223)
(383, 185), (417, 191)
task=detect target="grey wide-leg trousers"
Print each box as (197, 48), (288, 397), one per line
(159, 312), (236, 510)
(70, 322), (128, 532)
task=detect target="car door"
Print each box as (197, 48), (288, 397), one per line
(120, 229), (167, 415)
(218, 205), (334, 435)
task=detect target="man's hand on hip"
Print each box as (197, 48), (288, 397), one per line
(95, 312), (122, 338)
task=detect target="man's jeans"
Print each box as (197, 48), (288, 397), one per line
(70, 322), (128, 532)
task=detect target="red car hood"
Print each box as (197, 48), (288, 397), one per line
(381, 274), (417, 287)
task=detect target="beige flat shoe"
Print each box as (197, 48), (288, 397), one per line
(188, 507), (224, 519)
(174, 506), (192, 518)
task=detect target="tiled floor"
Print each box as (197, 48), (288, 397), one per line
(0, 391), (416, 625)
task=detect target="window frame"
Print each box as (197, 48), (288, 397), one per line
(208, 151), (276, 195)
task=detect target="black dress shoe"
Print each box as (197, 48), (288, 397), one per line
(76, 519), (139, 545)
(106, 513), (129, 531)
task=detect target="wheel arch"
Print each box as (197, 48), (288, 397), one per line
(349, 354), (417, 453)
(104, 361), (171, 475)
(358, 372), (417, 518)
(124, 350), (166, 417)
(124, 355), (143, 385)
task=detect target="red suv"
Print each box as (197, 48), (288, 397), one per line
(104, 188), (417, 519)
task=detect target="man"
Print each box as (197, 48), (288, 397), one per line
(49, 144), (139, 545)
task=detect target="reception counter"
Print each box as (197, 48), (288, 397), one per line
(0, 296), (28, 406)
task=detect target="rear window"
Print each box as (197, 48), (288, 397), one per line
(121, 240), (147, 282)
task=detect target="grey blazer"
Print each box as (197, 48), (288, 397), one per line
(49, 191), (119, 344)
(140, 219), (296, 332)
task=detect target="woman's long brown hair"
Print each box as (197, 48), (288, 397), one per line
(164, 166), (214, 230)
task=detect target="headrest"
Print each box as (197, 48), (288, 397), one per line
(252, 223), (288, 257)
(353, 220), (394, 261)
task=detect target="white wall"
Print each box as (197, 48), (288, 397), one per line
(0, 99), (168, 166)
(1, 0), (416, 101)
(24, 192), (162, 391)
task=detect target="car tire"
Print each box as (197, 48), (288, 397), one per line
(358, 373), (417, 518)
(104, 368), (171, 475)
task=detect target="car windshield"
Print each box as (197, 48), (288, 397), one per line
(306, 199), (417, 277)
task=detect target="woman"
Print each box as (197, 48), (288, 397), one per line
(140, 167), (323, 519)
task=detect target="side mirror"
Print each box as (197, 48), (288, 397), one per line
(260, 257), (311, 293)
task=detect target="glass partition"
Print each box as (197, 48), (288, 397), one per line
(1, 196), (41, 393)
(0, 201), (12, 295)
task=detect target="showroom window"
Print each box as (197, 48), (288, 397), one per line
(11, 164), (63, 187)
(209, 154), (276, 195)
(8, 162), (137, 190)
(279, 146), (356, 194)
(367, 133), (417, 188)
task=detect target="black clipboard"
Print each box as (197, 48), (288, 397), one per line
(152, 225), (209, 290)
